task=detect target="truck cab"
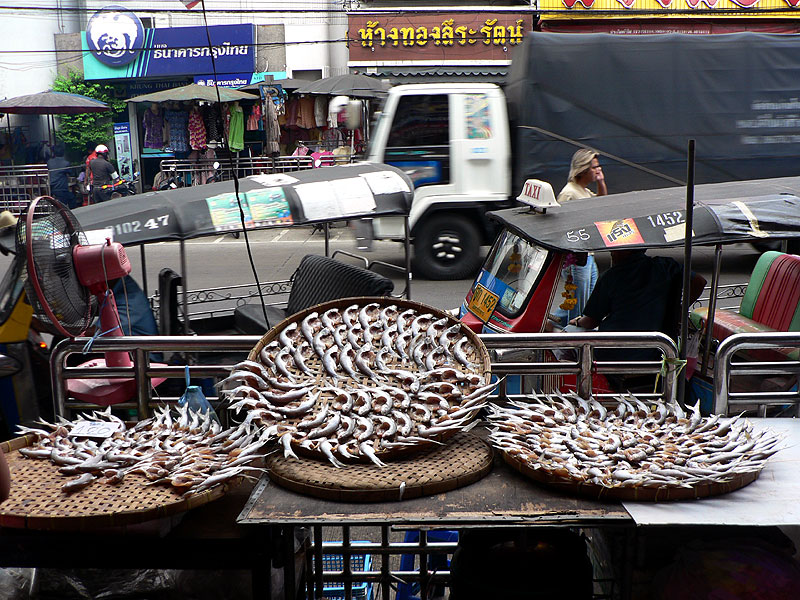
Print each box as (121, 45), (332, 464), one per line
(367, 83), (512, 279)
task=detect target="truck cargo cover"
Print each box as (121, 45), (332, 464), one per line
(505, 32), (800, 194)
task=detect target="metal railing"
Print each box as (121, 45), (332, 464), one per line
(155, 154), (350, 187)
(714, 331), (800, 415)
(0, 164), (49, 214)
(50, 331), (679, 420)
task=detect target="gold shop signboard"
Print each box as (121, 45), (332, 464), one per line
(347, 12), (535, 62)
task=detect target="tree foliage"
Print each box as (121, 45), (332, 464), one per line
(51, 71), (125, 156)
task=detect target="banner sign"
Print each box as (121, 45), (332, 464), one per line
(193, 71), (288, 88)
(113, 122), (134, 181)
(84, 17), (255, 80)
(348, 12), (534, 62)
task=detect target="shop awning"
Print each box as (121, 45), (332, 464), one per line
(374, 67), (508, 85)
(126, 83), (257, 104)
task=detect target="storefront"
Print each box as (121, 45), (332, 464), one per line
(347, 11), (536, 84)
(537, 0), (800, 33)
(80, 6), (287, 189)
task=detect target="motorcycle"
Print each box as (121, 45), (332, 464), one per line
(104, 172), (140, 199)
(156, 166), (186, 191)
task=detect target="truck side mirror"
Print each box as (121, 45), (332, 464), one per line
(346, 100), (362, 130)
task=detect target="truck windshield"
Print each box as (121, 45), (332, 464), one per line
(480, 230), (548, 317)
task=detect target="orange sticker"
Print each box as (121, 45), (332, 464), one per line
(594, 219), (644, 247)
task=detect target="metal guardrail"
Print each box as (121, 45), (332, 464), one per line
(714, 331), (800, 415)
(50, 332), (679, 419)
(0, 164), (49, 214)
(156, 154), (350, 187)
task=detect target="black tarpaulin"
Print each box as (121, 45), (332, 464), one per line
(70, 162), (413, 247)
(489, 176), (800, 253)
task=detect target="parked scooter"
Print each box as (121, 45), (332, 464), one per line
(157, 166), (186, 191)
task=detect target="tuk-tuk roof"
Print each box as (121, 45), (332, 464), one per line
(489, 176), (800, 253)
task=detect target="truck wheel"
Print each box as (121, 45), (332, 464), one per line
(414, 214), (481, 280)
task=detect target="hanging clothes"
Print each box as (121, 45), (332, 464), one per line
(296, 96), (317, 129)
(188, 106), (206, 151)
(227, 102), (244, 152)
(264, 98), (280, 155)
(142, 104), (165, 149)
(204, 104), (224, 144)
(247, 103), (262, 131)
(164, 107), (189, 152)
(314, 96), (328, 128)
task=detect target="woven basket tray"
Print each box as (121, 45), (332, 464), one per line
(0, 435), (239, 531)
(266, 431), (493, 502)
(245, 296), (492, 462)
(502, 452), (760, 502)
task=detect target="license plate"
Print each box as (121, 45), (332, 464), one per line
(468, 284), (499, 323)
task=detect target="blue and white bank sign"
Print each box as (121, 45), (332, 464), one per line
(83, 21), (255, 80)
(86, 5), (145, 67)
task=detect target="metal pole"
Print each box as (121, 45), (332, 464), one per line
(678, 139), (695, 404)
(404, 216), (412, 300)
(139, 245), (148, 298)
(180, 239), (189, 334)
(701, 244), (723, 377)
(324, 222), (330, 257)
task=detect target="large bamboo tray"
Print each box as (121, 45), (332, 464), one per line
(0, 435), (238, 531)
(245, 296), (493, 462)
(266, 431), (493, 502)
(502, 451), (760, 503)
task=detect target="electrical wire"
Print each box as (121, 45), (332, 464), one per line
(200, 0), (271, 330)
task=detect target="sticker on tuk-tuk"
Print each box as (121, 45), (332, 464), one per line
(594, 218), (645, 247)
(468, 283), (500, 323)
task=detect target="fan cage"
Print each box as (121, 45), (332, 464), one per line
(16, 197), (95, 337)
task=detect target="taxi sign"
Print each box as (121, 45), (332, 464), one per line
(516, 179), (560, 211)
(468, 283), (500, 322)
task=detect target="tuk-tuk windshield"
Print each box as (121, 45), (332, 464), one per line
(480, 230), (548, 317)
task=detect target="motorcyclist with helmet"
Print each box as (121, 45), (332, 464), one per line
(88, 144), (119, 204)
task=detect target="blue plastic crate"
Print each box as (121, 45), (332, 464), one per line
(322, 541), (373, 600)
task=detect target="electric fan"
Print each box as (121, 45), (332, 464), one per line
(16, 196), (164, 406)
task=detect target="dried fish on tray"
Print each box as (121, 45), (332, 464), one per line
(488, 393), (784, 501)
(221, 297), (495, 467)
(15, 405), (266, 497)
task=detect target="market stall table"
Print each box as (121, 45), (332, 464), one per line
(238, 419), (799, 599)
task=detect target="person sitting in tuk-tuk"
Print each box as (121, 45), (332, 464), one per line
(568, 249), (706, 385)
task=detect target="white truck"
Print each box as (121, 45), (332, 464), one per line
(364, 31), (800, 279)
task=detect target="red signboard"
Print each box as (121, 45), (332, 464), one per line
(348, 12), (535, 62)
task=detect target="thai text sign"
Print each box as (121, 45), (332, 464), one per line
(84, 23), (255, 80)
(348, 13), (534, 61)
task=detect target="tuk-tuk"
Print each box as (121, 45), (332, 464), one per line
(459, 176), (800, 399)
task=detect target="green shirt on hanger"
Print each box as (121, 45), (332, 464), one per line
(228, 102), (245, 152)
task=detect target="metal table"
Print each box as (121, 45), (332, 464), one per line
(239, 437), (633, 600)
(239, 419), (799, 600)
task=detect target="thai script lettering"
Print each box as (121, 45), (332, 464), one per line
(358, 18), (525, 48)
(152, 41), (249, 60)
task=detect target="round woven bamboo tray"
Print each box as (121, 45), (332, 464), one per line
(0, 435), (240, 531)
(245, 296), (493, 462)
(266, 431), (493, 502)
(502, 452), (760, 502)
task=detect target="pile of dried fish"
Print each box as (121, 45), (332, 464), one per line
(221, 301), (496, 467)
(488, 393), (783, 498)
(17, 405), (266, 495)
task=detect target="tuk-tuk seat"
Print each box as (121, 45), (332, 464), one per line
(234, 254), (394, 334)
(690, 251), (800, 361)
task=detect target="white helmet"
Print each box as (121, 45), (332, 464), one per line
(95, 144), (109, 154)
